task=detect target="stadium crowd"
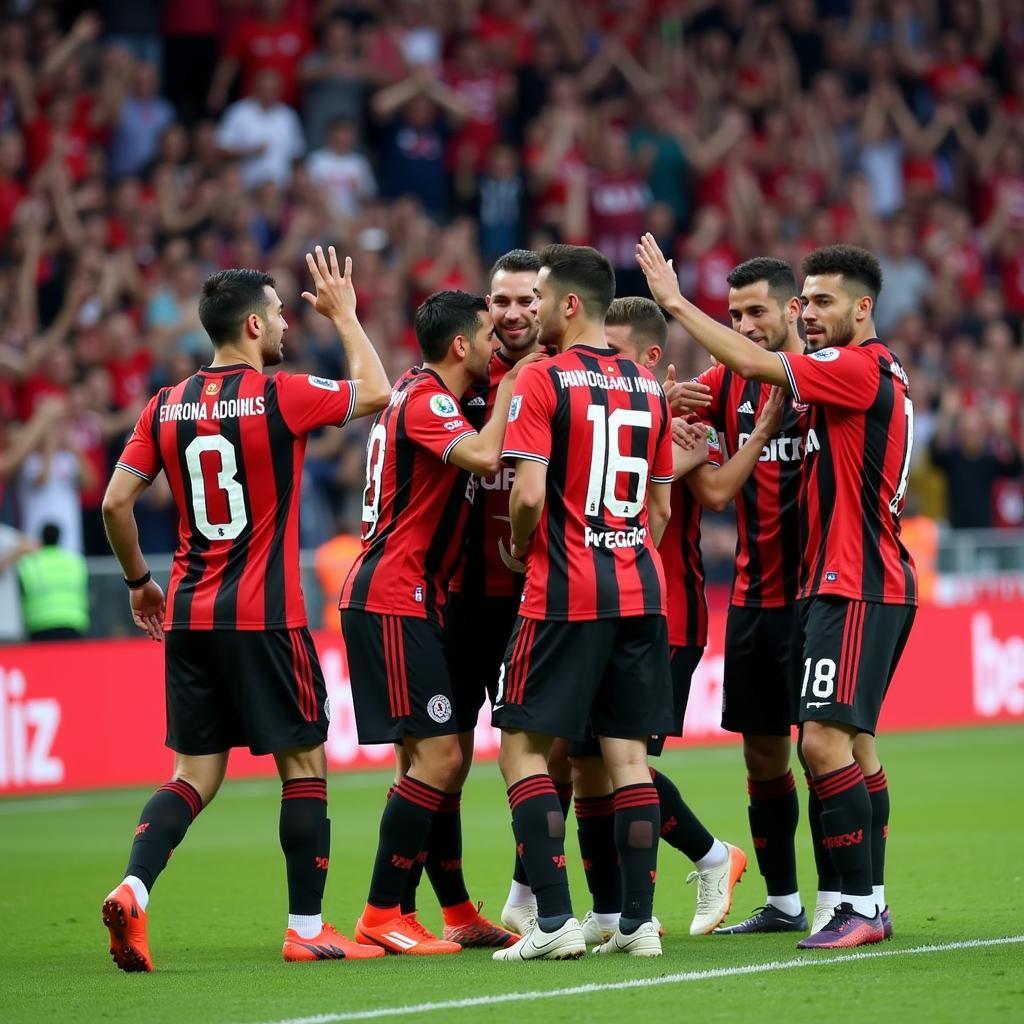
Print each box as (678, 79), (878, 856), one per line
(1, 0), (1023, 559)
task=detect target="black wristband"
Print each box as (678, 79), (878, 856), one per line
(124, 570), (152, 590)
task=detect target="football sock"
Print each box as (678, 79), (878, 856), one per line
(123, 875), (149, 911)
(426, 791), (471, 909)
(279, 777), (329, 916)
(367, 775), (442, 912)
(865, 766), (889, 890)
(287, 913), (323, 939)
(613, 783), (660, 925)
(507, 775), (572, 924)
(768, 892), (803, 917)
(384, 784), (427, 915)
(574, 794), (620, 914)
(650, 768), (715, 863)
(747, 771), (800, 897)
(806, 773), (842, 892)
(124, 779), (203, 897)
(510, 778), (572, 891)
(694, 838), (728, 871)
(813, 763), (873, 910)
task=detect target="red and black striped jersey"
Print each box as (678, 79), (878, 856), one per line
(450, 350), (522, 598)
(778, 339), (917, 605)
(340, 367), (478, 621)
(698, 363), (811, 608)
(115, 364), (356, 630)
(659, 428), (722, 648)
(502, 346), (674, 621)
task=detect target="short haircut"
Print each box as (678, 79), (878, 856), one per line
(802, 245), (884, 302)
(40, 522), (61, 546)
(414, 290), (488, 362)
(199, 269), (275, 347)
(538, 243), (615, 320)
(605, 296), (667, 351)
(488, 249), (541, 286)
(727, 257), (798, 310)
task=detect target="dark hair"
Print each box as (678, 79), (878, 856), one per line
(538, 243), (615, 320)
(199, 269), (276, 346)
(488, 249), (541, 287)
(801, 245), (883, 302)
(727, 257), (798, 310)
(414, 290), (488, 362)
(40, 522), (61, 546)
(605, 296), (667, 350)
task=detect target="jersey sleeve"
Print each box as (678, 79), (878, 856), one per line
(695, 361), (728, 428)
(651, 395), (675, 484)
(404, 386), (479, 463)
(115, 394), (162, 483)
(501, 364), (555, 465)
(275, 372), (356, 434)
(700, 421), (724, 468)
(777, 346), (881, 411)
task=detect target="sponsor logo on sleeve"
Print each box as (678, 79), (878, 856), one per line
(308, 375), (340, 391)
(809, 348), (840, 362)
(429, 393), (459, 417)
(508, 395), (522, 422)
(443, 419), (466, 431)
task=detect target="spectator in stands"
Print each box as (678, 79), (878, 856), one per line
(109, 60), (174, 179)
(13, 521), (90, 641)
(306, 117), (376, 220)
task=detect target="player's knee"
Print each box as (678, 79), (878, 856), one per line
(798, 723), (850, 775)
(742, 735), (791, 779)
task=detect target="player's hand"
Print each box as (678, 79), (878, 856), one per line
(130, 579), (166, 642)
(498, 536), (527, 573)
(756, 385), (785, 436)
(503, 350), (547, 384)
(636, 232), (683, 309)
(672, 421), (709, 478)
(664, 364), (712, 413)
(671, 417), (706, 450)
(301, 245), (357, 322)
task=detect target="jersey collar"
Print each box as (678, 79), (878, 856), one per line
(200, 363), (257, 374)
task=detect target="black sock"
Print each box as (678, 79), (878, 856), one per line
(806, 773), (841, 892)
(367, 776), (442, 910)
(575, 795), (620, 914)
(508, 775), (571, 924)
(279, 777), (329, 916)
(386, 784), (425, 915)
(746, 771), (799, 897)
(425, 792), (470, 908)
(613, 783), (660, 927)
(813, 764), (872, 900)
(650, 768), (714, 863)
(125, 779), (203, 892)
(512, 778), (572, 888)
(864, 767), (889, 891)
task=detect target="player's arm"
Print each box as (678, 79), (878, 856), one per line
(101, 468), (166, 642)
(447, 353), (545, 476)
(648, 481), (672, 547)
(685, 387), (785, 512)
(301, 245), (391, 419)
(636, 233), (789, 387)
(508, 458), (547, 556)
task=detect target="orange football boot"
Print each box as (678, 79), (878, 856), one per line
(283, 922), (385, 961)
(355, 909), (461, 955)
(102, 883), (153, 973)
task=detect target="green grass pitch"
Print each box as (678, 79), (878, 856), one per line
(2, 725), (1021, 1024)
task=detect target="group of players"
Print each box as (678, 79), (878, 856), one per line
(99, 228), (916, 970)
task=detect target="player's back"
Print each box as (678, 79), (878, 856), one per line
(502, 345), (674, 621)
(340, 366), (477, 621)
(117, 363), (356, 630)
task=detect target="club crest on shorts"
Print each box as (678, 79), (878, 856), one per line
(323, 696), (331, 722)
(427, 694), (452, 723)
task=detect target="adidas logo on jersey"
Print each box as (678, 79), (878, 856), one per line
(466, 396), (486, 407)
(737, 401), (756, 414)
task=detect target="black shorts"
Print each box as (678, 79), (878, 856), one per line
(569, 645), (704, 758)
(165, 627), (328, 756)
(341, 609), (460, 744)
(445, 592), (520, 731)
(796, 597), (916, 734)
(721, 605), (800, 736)
(491, 615), (674, 741)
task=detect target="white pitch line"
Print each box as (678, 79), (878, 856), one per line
(244, 935), (1024, 1024)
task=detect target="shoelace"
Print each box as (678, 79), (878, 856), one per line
(402, 915), (437, 941)
(686, 868), (721, 912)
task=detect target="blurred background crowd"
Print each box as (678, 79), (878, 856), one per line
(1, 0), (1023, 587)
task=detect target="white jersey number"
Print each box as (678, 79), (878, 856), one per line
(584, 405), (652, 519)
(362, 423), (388, 538)
(184, 434), (247, 541)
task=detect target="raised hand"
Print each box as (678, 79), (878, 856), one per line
(636, 232), (683, 310)
(301, 244), (358, 322)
